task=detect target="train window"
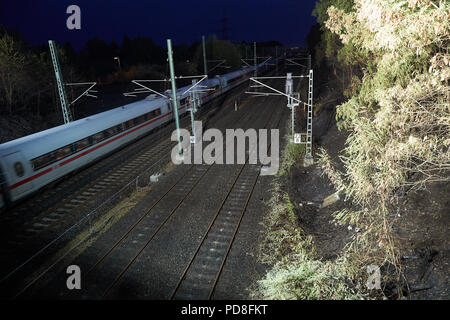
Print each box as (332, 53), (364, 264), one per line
(105, 128), (114, 138)
(56, 146), (72, 161)
(32, 157), (44, 171)
(92, 132), (104, 144)
(134, 115), (145, 126)
(124, 119), (133, 130)
(102, 130), (110, 140)
(137, 116), (143, 125)
(45, 153), (55, 166)
(32, 152), (56, 171)
(74, 138), (90, 153)
(168, 103), (172, 111)
(14, 162), (24, 177)
(154, 108), (161, 116)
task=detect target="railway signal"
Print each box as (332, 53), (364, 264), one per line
(246, 65), (314, 166)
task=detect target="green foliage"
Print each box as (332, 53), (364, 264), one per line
(277, 139), (305, 177)
(313, 0), (355, 25)
(193, 35), (242, 76)
(256, 254), (364, 300)
(0, 28), (86, 118)
(0, 31), (61, 116)
(314, 0), (450, 285)
(0, 32), (27, 113)
(312, 0), (356, 66)
(253, 164), (366, 300)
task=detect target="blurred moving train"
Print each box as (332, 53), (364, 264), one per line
(0, 60), (277, 209)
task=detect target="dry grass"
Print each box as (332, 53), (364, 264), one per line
(251, 136), (372, 300)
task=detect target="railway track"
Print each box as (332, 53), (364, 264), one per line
(14, 91), (278, 299)
(170, 101), (284, 300)
(98, 106), (272, 300)
(1, 68), (288, 299)
(0, 83), (250, 276)
(73, 97), (263, 299)
(2, 84), (263, 299)
(0, 82), (257, 298)
(83, 95), (282, 300)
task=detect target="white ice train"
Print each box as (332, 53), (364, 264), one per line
(0, 60), (276, 209)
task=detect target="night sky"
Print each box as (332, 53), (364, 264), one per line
(0, 0), (318, 50)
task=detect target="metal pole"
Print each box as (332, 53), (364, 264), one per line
(253, 42), (257, 92)
(291, 95), (295, 138)
(308, 54), (311, 72)
(202, 35), (208, 77)
(167, 39), (183, 156)
(190, 79), (197, 138)
(48, 40), (73, 124)
(253, 42), (257, 77)
(276, 47), (278, 73)
(305, 69), (313, 159)
(285, 73), (294, 139)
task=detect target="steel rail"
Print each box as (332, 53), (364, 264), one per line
(208, 106), (285, 300)
(8, 78), (253, 299)
(99, 98), (260, 299)
(169, 96), (282, 300)
(99, 165), (211, 299)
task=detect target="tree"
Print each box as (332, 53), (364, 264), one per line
(79, 37), (117, 80)
(193, 35), (241, 76)
(315, 0), (450, 282)
(0, 32), (28, 114)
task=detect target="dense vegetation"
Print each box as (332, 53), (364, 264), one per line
(255, 0), (449, 299)
(318, 0), (449, 279)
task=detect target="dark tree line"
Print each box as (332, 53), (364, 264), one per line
(0, 25), (283, 120)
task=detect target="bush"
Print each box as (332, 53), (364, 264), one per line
(314, 0), (449, 289)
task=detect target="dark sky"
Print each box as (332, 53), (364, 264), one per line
(0, 0), (318, 50)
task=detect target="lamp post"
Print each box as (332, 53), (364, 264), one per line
(114, 56), (121, 70)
